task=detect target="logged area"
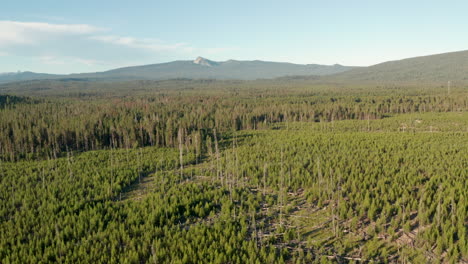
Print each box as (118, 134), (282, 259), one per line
(0, 81), (467, 263)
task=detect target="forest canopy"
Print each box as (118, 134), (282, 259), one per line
(0, 79), (466, 263)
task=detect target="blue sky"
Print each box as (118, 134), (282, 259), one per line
(1, 0), (468, 73)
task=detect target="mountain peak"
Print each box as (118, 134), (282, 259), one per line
(193, 57), (217, 67)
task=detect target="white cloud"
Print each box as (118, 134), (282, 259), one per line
(37, 55), (104, 67)
(91, 35), (194, 53)
(0, 20), (103, 46)
(0, 20), (238, 73)
(38, 56), (66, 65)
(91, 35), (239, 57)
(0, 20), (234, 58)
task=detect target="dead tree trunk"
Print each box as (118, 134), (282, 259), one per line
(213, 129), (220, 182)
(178, 127), (184, 178)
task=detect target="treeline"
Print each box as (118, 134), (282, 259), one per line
(0, 89), (465, 161)
(0, 94), (38, 109)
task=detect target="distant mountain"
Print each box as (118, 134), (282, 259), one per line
(327, 50), (468, 83)
(6, 50), (468, 85)
(83, 57), (355, 81)
(0, 57), (356, 84)
(0, 71), (61, 83)
(193, 57), (219, 67)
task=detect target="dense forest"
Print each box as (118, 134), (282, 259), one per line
(0, 79), (466, 161)
(0, 79), (467, 263)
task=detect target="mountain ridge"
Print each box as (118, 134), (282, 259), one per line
(327, 49), (468, 83)
(0, 57), (356, 83)
(2, 50), (468, 84)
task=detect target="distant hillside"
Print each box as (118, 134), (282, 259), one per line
(80, 57), (355, 80)
(0, 57), (355, 83)
(328, 50), (468, 83)
(5, 50), (468, 85)
(0, 72), (61, 83)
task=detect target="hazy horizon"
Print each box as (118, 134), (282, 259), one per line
(2, 0), (468, 74)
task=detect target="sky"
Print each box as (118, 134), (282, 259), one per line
(1, 0), (468, 74)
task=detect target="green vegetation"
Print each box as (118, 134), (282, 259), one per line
(0, 80), (466, 263)
(329, 49), (468, 83)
